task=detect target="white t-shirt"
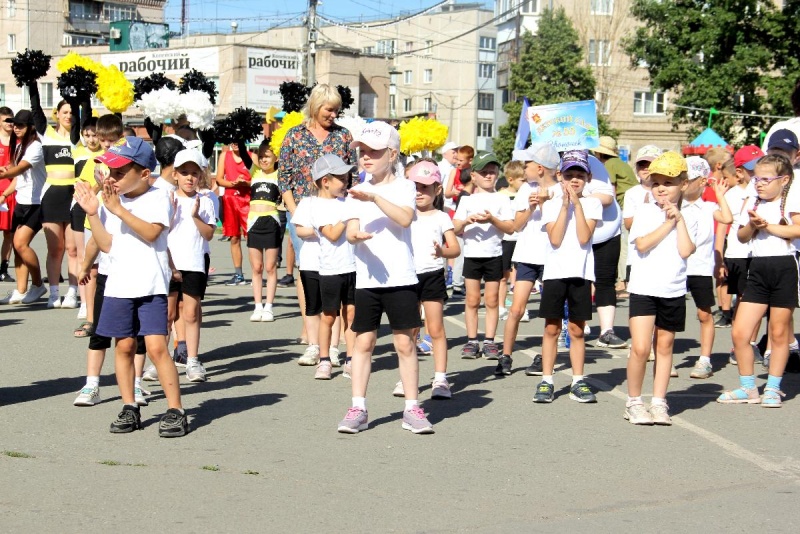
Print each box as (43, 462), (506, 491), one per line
(735, 197), (798, 257)
(683, 199), (717, 277)
(101, 187), (172, 298)
(198, 189), (219, 256)
(410, 209), (454, 274)
(292, 197), (320, 272)
(151, 176), (177, 193)
(453, 192), (513, 258)
(347, 177), (418, 289)
(312, 197), (356, 275)
(627, 202), (698, 298)
(439, 159), (456, 211)
(622, 184), (652, 266)
(14, 141), (46, 205)
(541, 196), (603, 281)
(511, 182), (562, 265)
(781, 168), (800, 250)
(724, 185), (756, 259)
(499, 191), (519, 242)
(584, 179), (621, 244)
(168, 194), (215, 273)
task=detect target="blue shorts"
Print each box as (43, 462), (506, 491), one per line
(95, 295), (169, 338)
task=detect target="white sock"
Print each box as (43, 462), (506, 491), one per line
(86, 376), (100, 388)
(404, 399), (418, 410)
(434, 372), (447, 383)
(67, 285), (78, 296)
(651, 396), (667, 406)
(627, 395), (643, 406)
(790, 340), (799, 351)
(187, 357), (199, 365)
(263, 302), (273, 312)
(571, 374), (584, 386)
(134, 377), (141, 388)
(253, 302), (263, 311)
(542, 375), (554, 385)
(49, 285), (59, 297)
(352, 396), (366, 410)
(699, 356), (711, 365)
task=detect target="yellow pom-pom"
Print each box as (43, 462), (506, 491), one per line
(398, 117), (449, 155)
(270, 112), (305, 157)
(96, 65), (134, 113)
(57, 52), (103, 74)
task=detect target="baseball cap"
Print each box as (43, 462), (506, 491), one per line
(349, 121), (400, 151)
(767, 128), (799, 153)
(311, 154), (356, 182)
(559, 149), (590, 173)
(441, 141), (459, 153)
(472, 151), (501, 171)
(635, 145), (662, 164)
(4, 110), (34, 125)
(733, 145), (764, 171)
(512, 142), (560, 170)
(174, 148), (208, 171)
(95, 136), (157, 171)
(648, 151), (687, 177)
(685, 156), (711, 180)
(408, 161), (441, 185)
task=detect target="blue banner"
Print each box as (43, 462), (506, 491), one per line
(526, 99), (599, 151)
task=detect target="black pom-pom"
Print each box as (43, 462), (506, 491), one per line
(57, 67), (97, 101)
(214, 108), (263, 144)
(11, 49), (52, 87)
(134, 73), (177, 101)
(336, 85), (354, 116)
(279, 81), (311, 113)
(178, 68), (217, 104)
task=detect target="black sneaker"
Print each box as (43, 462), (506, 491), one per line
(224, 274), (246, 286)
(494, 355), (513, 376)
(569, 380), (597, 403)
(532, 381), (555, 403)
(451, 284), (465, 295)
(172, 347), (188, 367)
(110, 405), (142, 433)
(0, 272), (14, 282)
(713, 313), (732, 328)
(158, 408), (189, 438)
(277, 274), (295, 287)
(218, 235), (231, 242)
(460, 341), (481, 359)
(525, 354), (543, 376)
(482, 341), (500, 360)
(596, 330), (628, 349)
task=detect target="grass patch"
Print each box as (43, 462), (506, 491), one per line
(2, 450), (34, 459)
(99, 460), (122, 466)
(201, 465), (220, 472)
(242, 470), (259, 475)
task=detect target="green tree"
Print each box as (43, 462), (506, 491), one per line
(624, 0), (793, 143)
(494, 8), (615, 164)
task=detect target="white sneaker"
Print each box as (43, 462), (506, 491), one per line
(186, 359), (207, 382)
(260, 309), (275, 322)
(73, 386), (101, 406)
(329, 346), (341, 367)
(77, 302), (87, 319)
(520, 309), (530, 322)
(0, 289), (25, 304)
(499, 307), (508, 321)
(21, 284), (47, 304)
(61, 292), (79, 309)
(298, 345), (320, 366)
(392, 380), (405, 397)
(584, 324), (591, 336)
(142, 364), (159, 381)
(47, 294), (62, 309)
(134, 387), (149, 406)
(249, 305), (263, 322)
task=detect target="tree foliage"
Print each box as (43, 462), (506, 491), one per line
(494, 8), (616, 164)
(624, 0), (800, 144)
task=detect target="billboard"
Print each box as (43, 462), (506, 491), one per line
(109, 20), (169, 51)
(246, 49), (302, 112)
(525, 99), (600, 151)
(100, 47), (220, 79)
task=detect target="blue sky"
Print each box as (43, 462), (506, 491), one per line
(164, 1), (493, 35)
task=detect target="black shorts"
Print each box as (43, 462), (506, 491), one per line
(592, 234), (620, 308)
(247, 216), (281, 250)
(300, 270), (322, 316)
(741, 256), (799, 308)
(539, 278), (593, 321)
(70, 203), (86, 233)
(11, 203), (42, 233)
(629, 293), (686, 332)
(463, 256), (503, 282)
(169, 270), (209, 300)
(686, 275), (715, 309)
(87, 273), (145, 353)
(319, 272), (356, 314)
(501, 240), (516, 273)
(515, 262), (544, 283)
(40, 184), (74, 223)
(725, 258), (750, 296)
(416, 269), (448, 302)
(351, 285), (422, 332)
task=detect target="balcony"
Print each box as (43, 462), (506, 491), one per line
(69, 17), (109, 35)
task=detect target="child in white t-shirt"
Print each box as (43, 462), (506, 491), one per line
(337, 121), (432, 435)
(452, 152), (514, 361)
(74, 136), (187, 437)
(167, 149), (216, 384)
(625, 152), (697, 426)
(532, 150), (602, 404)
(309, 154), (357, 381)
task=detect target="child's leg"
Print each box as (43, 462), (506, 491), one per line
(65, 225), (79, 288)
(464, 278), (481, 338)
(114, 337), (137, 405)
(319, 311), (337, 359)
(627, 315), (656, 397)
(765, 307), (794, 378)
(181, 294), (202, 359)
(423, 300), (447, 373)
(296, 272), (309, 340)
(499, 270), (510, 310)
(264, 247), (279, 305)
(85, 266), (98, 323)
(502, 280), (533, 354)
(1, 230), (12, 263)
(541, 318), (561, 376)
(394, 328), (419, 401)
(732, 302), (768, 375)
(483, 280), (500, 338)
(13, 225), (41, 292)
(144, 334), (182, 410)
(567, 319), (586, 376)
(351, 331), (377, 397)
(285, 238), (295, 275)
(697, 306), (714, 357)
(344, 304), (356, 359)
(167, 292), (179, 333)
(331, 316), (342, 347)
(652, 326), (676, 399)
(134, 352), (145, 379)
(249, 247), (263, 304)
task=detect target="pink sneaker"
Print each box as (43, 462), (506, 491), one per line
(337, 407), (368, 433)
(314, 360), (332, 380)
(402, 405), (434, 434)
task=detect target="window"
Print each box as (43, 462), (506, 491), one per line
(424, 40), (433, 55)
(64, 33), (104, 46)
(404, 70), (412, 85)
(7, 34), (16, 52)
(595, 91), (611, 115)
(521, 0), (538, 14)
(423, 69), (432, 83)
(0, 84), (5, 106)
(403, 98), (412, 113)
(390, 72), (400, 86)
(633, 91), (666, 115)
(362, 46), (374, 55)
(478, 63), (495, 79)
(588, 40), (611, 66)
(478, 92), (495, 111)
(7, 0), (16, 17)
(39, 82), (54, 108)
(423, 97), (432, 113)
(477, 122), (494, 137)
(591, 0), (613, 15)
(479, 36), (496, 51)
(405, 41), (413, 52)
(389, 95), (396, 114)
(103, 3), (137, 22)
(376, 39), (396, 55)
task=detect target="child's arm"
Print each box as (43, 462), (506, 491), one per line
(294, 224), (316, 239)
(452, 216), (472, 234)
(714, 223), (728, 281)
(102, 184), (165, 243)
(634, 204), (681, 255)
(346, 218), (373, 243)
(435, 228), (461, 259)
(74, 182), (113, 253)
(320, 220), (347, 242)
(762, 212), (800, 240)
(573, 198), (598, 246)
(349, 189), (414, 228)
(483, 212), (514, 234)
(78, 237), (99, 285)
(664, 201), (695, 259)
(444, 168), (458, 199)
(712, 180), (734, 224)
(546, 184), (572, 247)
(737, 208), (764, 243)
(0, 161), (31, 180)
(192, 197), (215, 241)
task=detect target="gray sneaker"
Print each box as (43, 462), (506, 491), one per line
(482, 341), (500, 360)
(185, 360), (207, 382)
(689, 360), (713, 379)
(460, 342), (481, 359)
(532, 381), (555, 403)
(402, 405), (434, 434)
(337, 407), (368, 434)
(431, 379), (452, 399)
(596, 330), (628, 349)
(569, 380), (597, 403)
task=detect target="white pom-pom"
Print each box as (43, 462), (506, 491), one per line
(136, 87), (183, 124)
(335, 115), (367, 139)
(180, 90), (215, 130)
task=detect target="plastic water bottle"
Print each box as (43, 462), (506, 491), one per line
(562, 301), (571, 349)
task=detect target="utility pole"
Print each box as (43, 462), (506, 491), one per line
(306, 0), (318, 86)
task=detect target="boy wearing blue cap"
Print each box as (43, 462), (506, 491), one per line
(74, 136), (187, 437)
